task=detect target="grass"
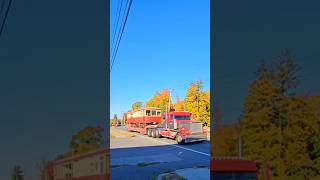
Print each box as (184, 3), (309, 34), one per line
(110, 127), (134, 138)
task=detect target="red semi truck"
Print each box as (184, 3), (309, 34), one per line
(126, 107), (207, 144)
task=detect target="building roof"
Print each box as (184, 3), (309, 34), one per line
(53, 147), (108, 166)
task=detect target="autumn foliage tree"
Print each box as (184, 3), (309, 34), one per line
(212, 124), (238, 157)
(132, 102), (142, 110)
(175, 96), (185, 111)
(145, 89), (170, 112)
(69, 126), (105, 156)
(211, 100), (238, 157)
(241, 50), (320, 179)
(185, 81), (210, 126)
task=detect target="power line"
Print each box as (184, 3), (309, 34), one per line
(0, 0), (13, 38)
(110, 0), (130, 71)
(111, 0), (124, 51)
(110, 0), (133, 72)
(110, 0), (127, 71)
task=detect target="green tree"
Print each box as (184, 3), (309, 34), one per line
(185, 81), (210, 126)
(132, 102), (142, 110)
(11, 166), (24, 180)
(69, 126), (104, 156)
(113, 114), (121, 125)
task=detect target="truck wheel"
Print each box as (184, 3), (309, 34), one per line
(151, 129), (156, 138)
(147, 129), (152, 137)
(154, 129), (160, 138)
(176, 134), (185, 145)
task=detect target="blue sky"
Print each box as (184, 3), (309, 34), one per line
(110, 0), (210, 118)
(213, 0), (320, 123)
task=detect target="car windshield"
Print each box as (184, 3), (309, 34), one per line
(174, 115), (191, 120)
(211, 172), (258, 180)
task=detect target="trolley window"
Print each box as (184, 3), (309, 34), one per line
(146, 110), (151, 116)
(151, 110), (156, 116)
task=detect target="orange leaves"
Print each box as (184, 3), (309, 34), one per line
(145, 89), (170, 111)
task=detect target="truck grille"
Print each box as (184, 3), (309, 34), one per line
(189, 122), (203, 133)
(179, 122), (203, 133)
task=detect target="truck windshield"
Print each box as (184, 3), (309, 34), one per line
(174, 116), (191, 120)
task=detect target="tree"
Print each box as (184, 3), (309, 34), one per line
(185, 81), (210, 126)
(54, 154), (65, 160)
(113, 114), (121, 125)
(175, 96), (185, 111)
(110, 118), (117, 126)
(69, 126), (105, 156)
(145, 89), (170, 112)
(11, 166), (24, 180)
(132, 102), (142, 110)
(212, 124), (239, 157)
(35, 158), (49, 180)
(113, 114), (118, 121)
(241, 50), (319, 179)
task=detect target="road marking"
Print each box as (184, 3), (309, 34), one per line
(126, 131), (210, 157)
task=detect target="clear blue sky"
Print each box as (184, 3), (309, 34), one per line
(110, 0), (210, 118)
(214, 0), (320, 123)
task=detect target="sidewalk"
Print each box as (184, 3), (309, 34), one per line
(156, 167), (209, 180)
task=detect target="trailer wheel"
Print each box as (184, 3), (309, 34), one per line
(176, 134), (185, 145)
(147, 129), (152, 137)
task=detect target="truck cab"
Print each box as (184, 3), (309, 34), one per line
(160, 111), (207, 144)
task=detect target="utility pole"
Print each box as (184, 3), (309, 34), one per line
(238, 136), (242, 158)
(168, 89), (172, 111)
(237, 116), (243, 158)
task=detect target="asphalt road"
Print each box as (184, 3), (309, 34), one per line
(110, 126), (210, 180)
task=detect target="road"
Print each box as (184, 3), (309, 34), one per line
(110, 126), (210, 180)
